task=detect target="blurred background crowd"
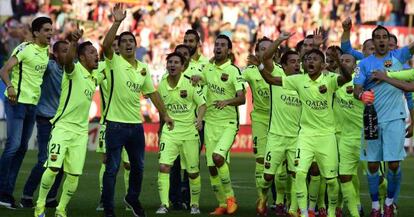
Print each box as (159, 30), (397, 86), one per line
(1, 0), (414, 69)
(0, 0), (414, 120)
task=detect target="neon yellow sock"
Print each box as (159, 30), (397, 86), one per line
(286, 173), (292, 207)
(341, 181), (359, 217)
(295, 171), (308, 214)
(309, 175), (320, 210)
(217, 163), (234, 198)
(36, 168), (58, 207)
(352, 175), (361, 207)
(210, 175), (226, 207)
(337, 179), (343, 209)
(289, 175), (298, 213)
(99, 163), (105, 194)
(189, 175), (201, 206)
(379, 177), (387, 206)
(317, 177), (327, 209)
(255, 162), (265, 199)
(124, 168), (130, 195)
(157, 172), (170, 207)
(326, 178), (339, 217)
(275, 169), (287, 205)
(56, 174), (79, 212)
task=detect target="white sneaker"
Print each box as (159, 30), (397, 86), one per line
(156, 205), (169, 214)
(190, 205), (200, 214)
(96, 202), (103, 211)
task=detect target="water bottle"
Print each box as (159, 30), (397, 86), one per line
(363, 104), (378, 140)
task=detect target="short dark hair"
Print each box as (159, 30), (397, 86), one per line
(363, 39), (373, 47)
(166, 52), (186, 65)
(295, 40), (304, 52)
(389, 34), (398, 44)
(78, 41), (94, 57)
(216, 34), (232, 49)
(327, 45), (343, 55)
(31, 17), (52, 35)
(280, 50), (299, 65)
(118, 31), (137, 46)
(174, 44), (191, 54)
(254, 37), (272, 52)
(372, 25), (390, 39)
(52, 40), (68, 53)
(185, 29), (200, 43)
(304, 49), (325, 62)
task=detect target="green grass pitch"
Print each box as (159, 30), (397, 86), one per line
(1, 151), (414, 217)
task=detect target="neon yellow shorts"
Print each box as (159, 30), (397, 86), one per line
(295, 134), (338, 178)
(252, 120), (268, 159)
(339, 137), (360, 175)
(159, 137), (200, 173)
(264, 133), (297, 175)
(46, 127), (88, 175)
(204, 122), (238, 167)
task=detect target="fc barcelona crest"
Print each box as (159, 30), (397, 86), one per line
(319, 85), (327, 94)
(140, 68), (147, 76)
(180, 90), (188, 98)
(384, 60), (392, 68)
(346, 86), (354, 94)
(221, 73), (229, 82)
(51, 154), (57, 162)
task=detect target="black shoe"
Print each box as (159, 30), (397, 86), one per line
(0, 193), (17, 210)
(124, 197), (146, 217)
(45, 198), (58, 208)
(104, 209), (116, 217)
(19, 198), (34, 208)
(172, 202), (183, 210)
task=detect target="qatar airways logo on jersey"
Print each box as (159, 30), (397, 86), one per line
(280, 95), (301, 107)
(258, 89), (269, 99)
(207, 83), (225, 95)
(35, 64), (47, 72)
(126, 81), (142, 93)
(84, 89), (93, 100)
(336, 98), (354, 109)
(305, 100), (328, 110)
(166, 103), (189, 113)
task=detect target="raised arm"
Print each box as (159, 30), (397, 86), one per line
(64, 29), (83, 73)
(262, 32), (295, 61)
(340, 17), (364, 60)
(335, 53), (352, 86)
(102, 3), (126, 60)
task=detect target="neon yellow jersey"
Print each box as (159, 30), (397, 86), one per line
(283, 73), (339, 136)
(92, 62), (109, 124)
(5, 42), (49, 105)
(242, 65), (270, 124)
(103, 54), (156, 124)
(201, 60), (244, 126)
(158, 73), (205, 140)
(334, 76), (363, 139)
(189, 54), (209, 70)
(269, 65), (301, 137)
(51, 62), (104, 134)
